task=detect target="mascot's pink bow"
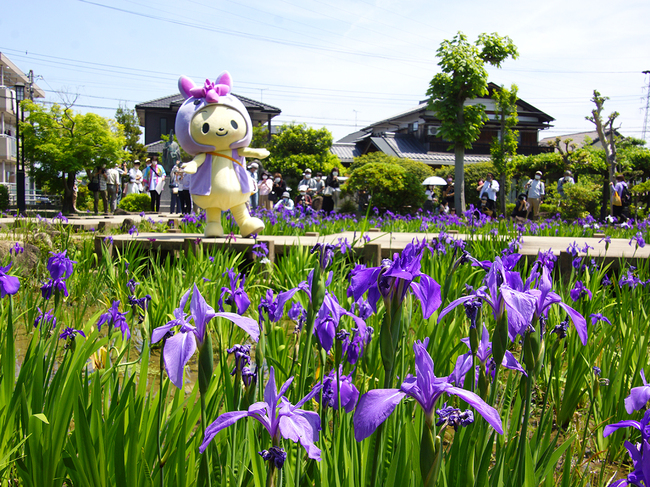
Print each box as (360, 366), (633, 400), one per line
(189, 79), (231, 103)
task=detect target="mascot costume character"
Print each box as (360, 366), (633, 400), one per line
(175, 72), (269, 237)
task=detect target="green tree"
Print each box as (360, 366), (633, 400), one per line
(115, 105), (146, 163)
(586, 90), (619, 217)
(251, 125), (270, 149)
(265, 123), (343, 183)
(490, 84), (519, 215)
(350, 152), (434, 181)
(427, 32), (518, 212)
(20, 100), (126, 213)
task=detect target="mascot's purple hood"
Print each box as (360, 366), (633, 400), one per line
(174, 72), (253, 156)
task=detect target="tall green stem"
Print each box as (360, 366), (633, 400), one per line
(157, 345), (165, 487)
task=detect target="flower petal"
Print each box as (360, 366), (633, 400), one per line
(353, 389), (405, 441)
(624, 384), (650, 414)
(214, 312), (260, 342)
(603, 420), (643, 438)
(278, 409), (322, 461)
(410, 274), (442, 319)
(445, 385), (504, 434)
(163, 330), (197, 389)
(200, 410), (249, 453)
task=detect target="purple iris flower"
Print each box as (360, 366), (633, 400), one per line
(152, 284), (259, 389)
(227, 344), (251, 376)
(620, 268), (643, 289)
(570, 281), (592, 302)
(46, 250), (76, 280)
(624, 369), (650, 414)
(590, 313), (612, 326)
(353, 339), (503, 441)
(127, 278), (139, 294)
(41, 278), (68, 300)
(10, 243), (23, 255)
(460, 324), (527, 378)
(630, 232), (646, 249)
(59, 327), (85, 341)
(0, 263), (20, 298)
(311, 242), (336, 270)
(349, 240), (441, 319)
(97, 300), (131, 340)
(259, 288), (301, 324)
(522, 266), (588, 345)
(603, 409), (650, 487)
(219, 269), (251, 315)
(252, 241), (269, 258)
(319, 365), (360, 413)
(438, 255), (538, 342)
(436, 404), (474, 430)
(200, 367), (323, 460)
(34, 307), (56, 330)
(314, 293), (367, 352)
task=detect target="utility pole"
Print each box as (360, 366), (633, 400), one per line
(642, 70), (650, 141)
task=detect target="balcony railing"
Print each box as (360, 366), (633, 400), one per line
(0, 135), (16, 160)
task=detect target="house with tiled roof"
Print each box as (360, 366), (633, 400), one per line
(135, 92), (281, 146)
(539, 129), (624, 151)
(332, 83), (554, 167)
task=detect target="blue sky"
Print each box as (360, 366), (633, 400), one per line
(3, 0), (650, 143)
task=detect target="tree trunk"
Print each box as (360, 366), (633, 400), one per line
(454, 144), (465, 214)
(499, 173), (507, 216)
(454, 98), (466, 214)
(62, 172), (76, 214)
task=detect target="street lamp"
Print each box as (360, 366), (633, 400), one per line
(14, 83), (25, 215)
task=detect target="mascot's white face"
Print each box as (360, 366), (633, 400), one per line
(189, 105), (247, 151)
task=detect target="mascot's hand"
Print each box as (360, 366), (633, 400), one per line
(239, 147), (270, 159)
(182, 154), (205, 175)
(182, 161), (197, 174)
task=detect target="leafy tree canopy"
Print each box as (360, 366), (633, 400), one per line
(350, 152), (434, 181)
(115, 105), (145, 162)
(20, 100), (126, 212)
(268, 123), (333, 159)
(427, 32), (518, 150)
(265, 123), (343, 183)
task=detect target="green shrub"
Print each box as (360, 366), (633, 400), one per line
(0, 184), (9, 211)
(118, 193), (151, 212)
(558, 176), (601, 219)
(76, 185), (93, 212)
(346, 162), (425, 213)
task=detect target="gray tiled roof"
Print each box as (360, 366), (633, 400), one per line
(136, 93), (281, 114)
(144, 140), (165, 153)
(330, 143), (362, 163)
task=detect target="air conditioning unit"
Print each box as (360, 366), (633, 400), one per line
(428, 126), (440, 136)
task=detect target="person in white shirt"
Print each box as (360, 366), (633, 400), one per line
(525, 170), (545, 220)
(126, 161), (143, 195)
(478, 172), (500, 214)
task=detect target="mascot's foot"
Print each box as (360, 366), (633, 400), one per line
(204, 222), (225, 238)
(239, 217), (264, 237)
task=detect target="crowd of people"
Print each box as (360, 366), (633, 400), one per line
(86, 156), (345, 216)
(86, 158), (632, 224)
(424, 169), (632, 223)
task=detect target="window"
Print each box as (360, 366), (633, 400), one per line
(160, 118), (167, 137)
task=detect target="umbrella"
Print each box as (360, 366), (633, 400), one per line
(421, 176), (448, 186)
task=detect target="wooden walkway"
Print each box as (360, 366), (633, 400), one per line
(2, 212), (647, 268)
